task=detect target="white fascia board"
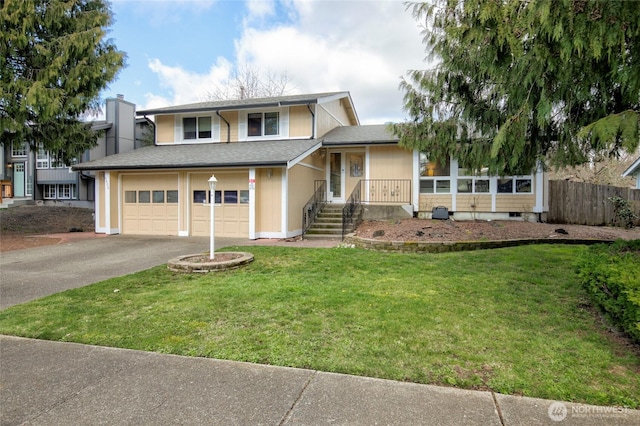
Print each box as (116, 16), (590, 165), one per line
(316, 92), (351, 105)
(622, 157), (640, 177)
(316, 92), (359, 125)
(287, 141), (323, 169)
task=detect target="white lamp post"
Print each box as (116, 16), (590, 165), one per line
(208, 175), (217, 260)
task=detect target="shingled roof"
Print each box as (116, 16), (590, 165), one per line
(321, 124), (398, 145)
(137, 92), (352, 116)
(73, 123), (401, 172)
(73, 139), (321, 171)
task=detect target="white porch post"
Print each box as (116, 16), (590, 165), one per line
(249, 168), (256, 239)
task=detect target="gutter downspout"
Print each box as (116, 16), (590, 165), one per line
(216, 111), (231, 143)
(307, 104), (315, 139)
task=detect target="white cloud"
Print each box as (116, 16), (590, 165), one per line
(143, 57), (234, 108)
(144, 0), (427, 123)
(245, 0), (276, 21)
(236, 0), (427, 123)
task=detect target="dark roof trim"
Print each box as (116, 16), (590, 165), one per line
(73, 160), (288, 172)
(91, 122), (112, 131)
(138, 103), (282, 116)
(321, 141), (398, 147)
(136, 92), (349, 116)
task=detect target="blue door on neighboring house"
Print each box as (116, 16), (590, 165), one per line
(13, 162), (25, 197)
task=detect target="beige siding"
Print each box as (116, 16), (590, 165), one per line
(494, 194), (536, 212)
(255, 168), (282, 234)
(316, 99), (353, 137)
(289, 105), (313, 138)
(419, 194), (453, 211)
(288, 160), (325, 232)
(108, 172), (119, 230)
(156, 115), (175, 144)
(456, 194), (492, 212)
(368, 146), (413, 180)
(345, 151), (365, 197)
(495, 173), (537, 212)
(218, 111), (238, 142)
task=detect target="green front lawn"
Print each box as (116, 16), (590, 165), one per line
(1, 245), (638, 407)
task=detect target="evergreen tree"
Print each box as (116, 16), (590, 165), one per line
(0, 0), (125, 163)
(393, 0), (639, 176)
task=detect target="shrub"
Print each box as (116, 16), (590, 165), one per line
(608, 196), (638, 229)
(576, 240), (640, 343)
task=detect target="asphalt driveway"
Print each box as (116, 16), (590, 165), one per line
(0, 234), (245, 310)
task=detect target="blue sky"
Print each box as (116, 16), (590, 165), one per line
(103, 0), (427, 124)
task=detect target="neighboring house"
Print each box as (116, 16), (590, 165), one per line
(72, 91), (549, 239)
(0, 95), (148, 208)
(622, 156), (640, 189)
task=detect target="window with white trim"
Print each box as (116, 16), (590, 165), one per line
(419, 153), (451, 193)
(43, 184), (76, 199)
(36, 149), (49, 169)
(457, 165), (490, 194)
(183, 116), (212, 140)
(497, 177), (532, 194)
(36, 150), (75, 169)
(12, 142), (27, 157)
(248, 112), (279, 137)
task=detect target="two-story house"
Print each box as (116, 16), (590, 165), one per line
(1, 95), (149, 208)
(72, 91), (548, 239)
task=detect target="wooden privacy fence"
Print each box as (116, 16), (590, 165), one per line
(548, 180), (640, 226)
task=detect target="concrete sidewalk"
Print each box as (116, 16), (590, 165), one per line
(2, 234), (639, 425)
(1, 336), (638, 425)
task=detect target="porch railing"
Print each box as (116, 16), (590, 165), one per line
(364, 179), (411, 204)
(302, 180), (327, 233)
(342, 182), (363, 240)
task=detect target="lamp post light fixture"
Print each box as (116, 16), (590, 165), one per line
(208, 175), (217, 260)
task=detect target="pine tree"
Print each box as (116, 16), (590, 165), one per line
(0, 0), (125, 163)
(393, 0), (639, 176)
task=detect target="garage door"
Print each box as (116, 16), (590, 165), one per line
(191, 172), (249, 238)
(122, 174), (179, 235)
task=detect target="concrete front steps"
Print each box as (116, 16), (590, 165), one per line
(0, 198), (33, 209)
(303, 204), (345, 240)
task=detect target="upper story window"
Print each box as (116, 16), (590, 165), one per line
(12, 142), (27, 157)
(36, 149), (49, 169)
(248, 112), (279, 137)
(36, 149), (76, 169)
(183, 116), (212, 140)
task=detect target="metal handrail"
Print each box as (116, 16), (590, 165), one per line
(363, 179), (411, 204)
(342, 181), (363, 240)
(302, 180), (327, 233)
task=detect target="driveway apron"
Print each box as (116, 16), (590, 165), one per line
(0, 235), (244, 310)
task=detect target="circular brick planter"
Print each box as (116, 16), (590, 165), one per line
(167, 252), (254, 273)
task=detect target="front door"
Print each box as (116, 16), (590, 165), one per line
(329, 152), (344, 202)
(13, 162), (25, 197)
(345, 152), (365, 199)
